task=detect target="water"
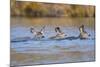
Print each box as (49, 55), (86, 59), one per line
(10, 17), (95, 66)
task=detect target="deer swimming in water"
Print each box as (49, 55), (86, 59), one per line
(30, 26), (45, 39)
(79, 25), (90, 39)
(49, 27), (67, 39)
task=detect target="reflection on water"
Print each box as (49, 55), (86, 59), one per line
(10, 17), (95, 66)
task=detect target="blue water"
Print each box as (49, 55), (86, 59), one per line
(11, 26), (95, 53)
(10, 18), (95, 66)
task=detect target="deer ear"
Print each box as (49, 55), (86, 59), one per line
(30, 27), (34, 33)
(40, 26), (45, 32)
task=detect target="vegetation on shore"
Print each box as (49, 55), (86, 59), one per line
(11, 0), (95, 17)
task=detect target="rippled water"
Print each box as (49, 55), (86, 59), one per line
(10, 17), (95, 66)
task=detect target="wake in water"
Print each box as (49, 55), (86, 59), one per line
(10, 17), (95, 66)
(11, 25), (94, 42)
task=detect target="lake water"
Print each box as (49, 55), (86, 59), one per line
(10, 17), (95, 66)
